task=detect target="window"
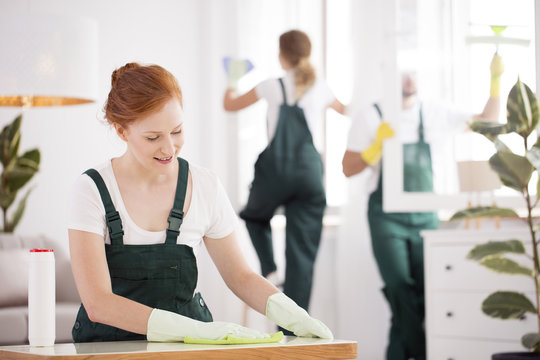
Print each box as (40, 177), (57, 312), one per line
(382, 0), (537, 213)
(231, 0), (352, 210)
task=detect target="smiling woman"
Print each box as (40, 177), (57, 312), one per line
(66, 62), (333, 344)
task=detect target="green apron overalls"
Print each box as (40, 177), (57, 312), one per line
(367, 104), (438, 360)
(239, 78), (326, 316)
(72, 157), (213, 342)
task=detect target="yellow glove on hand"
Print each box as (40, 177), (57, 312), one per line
(361, 122), (395, 165)
(490, 52), (504, 97)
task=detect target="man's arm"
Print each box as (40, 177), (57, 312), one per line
(473, 96), (500, 122)
(342, 150), (370, 178)
(473, 53), (504, 122)
(342, 122), (394, 178)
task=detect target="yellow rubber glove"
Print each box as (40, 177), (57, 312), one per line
(147, 309), (269, 342)
(361, 122), (395, 165)
(266, 293), (333, 339)
(490, 52), (504, 97)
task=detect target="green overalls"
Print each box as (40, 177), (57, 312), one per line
(72, 157), (213, 342)
(240, 78), (326, 317)
(367, 104), (439, 360)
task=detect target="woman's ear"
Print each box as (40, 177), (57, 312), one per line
(114, 123), (128, 142)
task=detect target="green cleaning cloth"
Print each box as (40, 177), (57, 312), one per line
(184, 331), (283, 345)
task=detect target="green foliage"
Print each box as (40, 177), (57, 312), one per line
(522, 333), (540, 351)
(479, 257), (532, 277)
(482, 291), (536, 319)
(450, 206), (518, 221)
(489, 152), (534, 193)
(450, 78), (540, 350)
(467, 240), (526, 261)
(506, 78), (539, 138)
(0, 114), (40, 232)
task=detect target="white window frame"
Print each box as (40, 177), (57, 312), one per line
(382, 0), (540, 213)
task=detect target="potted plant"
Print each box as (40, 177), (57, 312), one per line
(0, 114), (40, 232)
(449, 77), (540, 359)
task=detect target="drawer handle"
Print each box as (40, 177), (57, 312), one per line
(445, 264), (453, 271)
(446, 311), (454, 318)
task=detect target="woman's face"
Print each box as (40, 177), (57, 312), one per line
(116, 98), (184, 174)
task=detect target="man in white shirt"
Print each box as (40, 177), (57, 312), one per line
(342, 53), (503, 360)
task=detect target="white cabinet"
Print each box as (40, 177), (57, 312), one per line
(422, 224), (537, 360)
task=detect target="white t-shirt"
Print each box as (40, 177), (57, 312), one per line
(346, 101), (471, 194)
(255, 70), (335, 142)
(67, 160), (237, 253)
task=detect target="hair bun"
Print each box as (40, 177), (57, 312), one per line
(111, 62), (141, 86)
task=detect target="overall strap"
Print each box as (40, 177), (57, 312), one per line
(278, 78), (300, 106)
(165, 158), (189, 245)
(84, 169), (124, 246)
(278, 78), (288, 104)
(373, 103), (383, 120)
(418, 103), (425, 142)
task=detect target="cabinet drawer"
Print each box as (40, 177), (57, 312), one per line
(428, 337), (525, 360)
(428, 292), (536, 340)
(426, 245), (532, 291)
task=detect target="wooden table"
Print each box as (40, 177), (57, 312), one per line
(0, 337), (357, 360)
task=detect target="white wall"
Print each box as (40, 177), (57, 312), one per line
(0, 0), (227, 240)
(0, 1), (390, 358)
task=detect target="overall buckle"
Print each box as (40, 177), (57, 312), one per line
(106, 211), (124, 241)
(167, 209), (184, 234)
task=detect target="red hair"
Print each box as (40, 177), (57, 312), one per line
(104, 63), (183, 127)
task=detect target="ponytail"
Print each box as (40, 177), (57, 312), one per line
(294, 58), (316, 100)
(279, 30), (316, 100)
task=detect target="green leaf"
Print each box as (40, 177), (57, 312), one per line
(0, 186), (15, 209)
(450, 206), (518, 221)
(537, 174), (540, 201)
(479, 256), (533, 276)
(469, 121), (512, 140)
(489, 151), (534, 192)
(0, 114), (40, 233)
(3, 149), (40, 193)
(4, 167), (38, 193)
(17, 148), (40, 169)
(493, 138), (512, 153)
(522, 333), (540, 350)
(6, 188), (33, 233)
(0, 114), (22, 167)
(527, 148), (540, 169)
(482, 291), (536, 319)
(8, 132), (20, 168)
(507, 78), (540, 138)
(467, 240), (526, 261)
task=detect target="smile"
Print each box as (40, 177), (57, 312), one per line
(154, 156), (173, 163)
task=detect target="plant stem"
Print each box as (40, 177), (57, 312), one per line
(525, 187), (540, 332)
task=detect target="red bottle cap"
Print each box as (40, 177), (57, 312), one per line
(29, 249), (54, 252)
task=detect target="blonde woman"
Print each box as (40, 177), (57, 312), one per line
(223, 29), (346, 334)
